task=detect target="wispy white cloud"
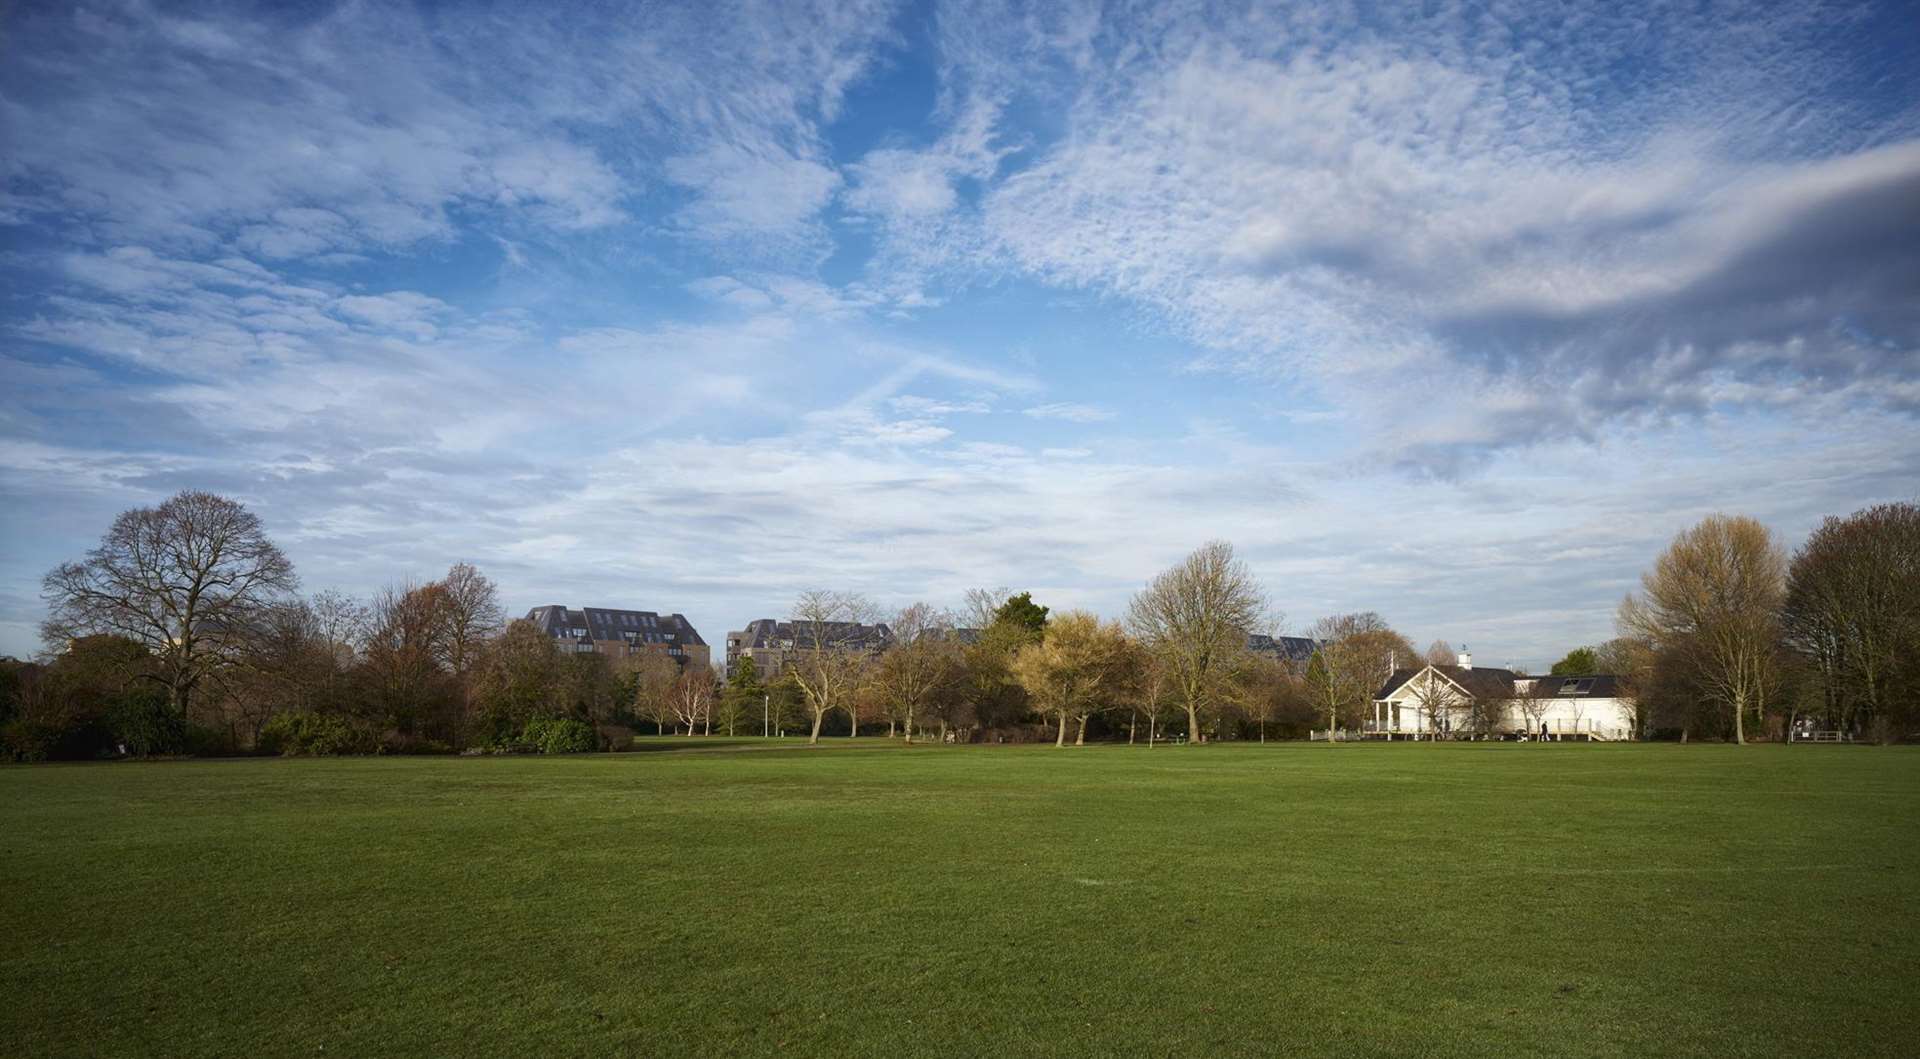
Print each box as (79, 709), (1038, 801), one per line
(890, 395), (992, 416)
(1022, 402), (1115, 423)
(0, 0), (902, 261)
(664, 144), (842, 256)
(833, 1), (1920, 471)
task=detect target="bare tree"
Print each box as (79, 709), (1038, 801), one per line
(41, 491), (297, 727)
(216, 599), (326, 746)
(1127, 541), (1267, 744)
(1134, 654), (1177, 745)
(1592, 637), (1655, 739)
(211, 590), (369, 747)
(960, 587), (1013, 632)
(875, 603), (965, 744)
(1781, 503), (1920, 740)
(1234, 652), (1297, 743)
(439, 562), (503, 678)
(670, 667), (713, 736)
(309, 590), (368, 669)
(789, 590), (881, 744)
(926, 663), (978, 745)
(1619, 514), (1786, 744)
(1011, 611), (1140, 747)
(1305, 612), (1415, 739)
(469, 618), (563, 744)
(1424, 639), (1456, 666)
(360, 581), (459, 740)
(711, 662), (751, 736)
(627, 652), (681, 735)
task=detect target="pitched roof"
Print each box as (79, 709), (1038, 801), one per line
(524, 605), (706, 646)
(730, 618), (893, 650)
(1376, 664), (1517, 700)
(1376, 665), (1624, 700)
(1519, 674), (1622, 698)
(1248, 634), (1322, 664)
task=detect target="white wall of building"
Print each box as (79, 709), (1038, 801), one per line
(1374, 670), (1636, 739)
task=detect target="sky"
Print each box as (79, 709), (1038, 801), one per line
(2, 0), (1917, 669)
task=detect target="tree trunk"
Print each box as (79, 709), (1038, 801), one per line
(904, 715), (913, 745)
(1732, 691), (1746, 745)
(1055, 712), (1067, 747)
(1186, 704), (1201, 745)
(887, 719), (895, 738)
(809, 709), (824, 745)
(1128, 710), (1137, 745)
(1075, 715), (1087, 746)
(846, 707), (858, 738)
(1259, 721), (1266, 744)
(938, 720), (948, 744)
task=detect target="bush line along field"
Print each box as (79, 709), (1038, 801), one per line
(5, 742), (1916, 1058)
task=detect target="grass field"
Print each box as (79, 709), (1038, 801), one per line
(4, 742), (1917, 1058)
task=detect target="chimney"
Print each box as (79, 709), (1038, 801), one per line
(1457, 645), (1472, 669)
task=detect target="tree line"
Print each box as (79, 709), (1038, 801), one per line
(1607, 505), (1920, 743)
(4, 491), (1914, 760)
(711, 543), (1429, 748)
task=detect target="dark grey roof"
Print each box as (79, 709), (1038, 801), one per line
(731, 618), (893, 650)
(1375, 665), (1621, 700)
(1376, 664), (1514, 700)
(1527, 674), (1621, 698)
(1248, 634), (1322, 664)
(525, 605), (705, 646)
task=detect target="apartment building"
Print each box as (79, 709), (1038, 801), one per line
(525, 605), (710, 670)
(725, 617), (893, 680)
(1248, 634), (1322, 667)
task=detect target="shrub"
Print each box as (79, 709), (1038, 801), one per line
(258, 712), (372, 756)
(182, 724), (236, 758)
(3, 719), (60, 763)
(3, 716), (114, 762)
(106, 688), (185, 757)
(521, 716), (596, 754)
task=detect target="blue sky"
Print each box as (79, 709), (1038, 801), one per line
(2, 0), (1916, 667)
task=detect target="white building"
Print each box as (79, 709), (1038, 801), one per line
(1371, 648), (1637, 740)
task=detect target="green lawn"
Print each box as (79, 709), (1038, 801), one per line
(4, 742), (1916, 1057)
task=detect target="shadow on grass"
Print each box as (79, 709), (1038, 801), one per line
(617, 736), (973, 755)
(619, 737), (782, 754)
